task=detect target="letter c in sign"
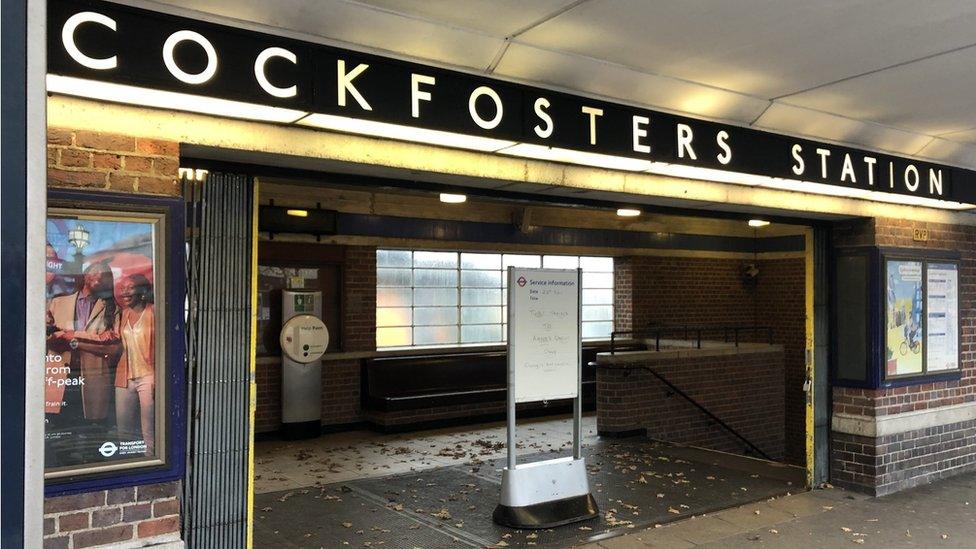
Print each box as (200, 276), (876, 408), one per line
(62, 12), (118, 70)
(254, 47), (298, 98)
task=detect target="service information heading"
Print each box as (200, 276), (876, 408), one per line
(507, 268), (580, 404)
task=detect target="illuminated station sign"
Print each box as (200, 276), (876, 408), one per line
(49, 0), (976, 207)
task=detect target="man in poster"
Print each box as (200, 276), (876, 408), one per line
(46, 261), (120, 464)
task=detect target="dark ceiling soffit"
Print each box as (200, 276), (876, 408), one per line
(335, 212), (806, 254)
(181, 155), (833, 228)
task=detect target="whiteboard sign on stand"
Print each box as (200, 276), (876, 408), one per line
(492, 268), (599, 529)
(509, 268), (580, 403)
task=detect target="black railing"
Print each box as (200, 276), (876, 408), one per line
(601, 325), (777, 461)
(610, 325), (774, 354)
(636, 365), (773, 461)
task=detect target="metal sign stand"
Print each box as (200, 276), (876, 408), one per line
(492, 268), (599, 529)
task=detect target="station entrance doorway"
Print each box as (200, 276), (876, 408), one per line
(183, 167), (827, 548)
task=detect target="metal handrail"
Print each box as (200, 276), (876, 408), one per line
(609, 325), (773, 354)
(636, 365), (773, 461)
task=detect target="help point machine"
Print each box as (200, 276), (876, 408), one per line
(279, 289), (329, 439)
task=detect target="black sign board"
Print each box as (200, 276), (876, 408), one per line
(48, 0), (976, 205)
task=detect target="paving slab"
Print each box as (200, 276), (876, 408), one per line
(254, 437), (798, 548)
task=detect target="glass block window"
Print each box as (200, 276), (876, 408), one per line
(376, 250), (614, 349)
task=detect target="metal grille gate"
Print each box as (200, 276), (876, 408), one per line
(183, 172), (255, 548)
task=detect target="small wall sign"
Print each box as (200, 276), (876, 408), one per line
(912, 228), (929, 242)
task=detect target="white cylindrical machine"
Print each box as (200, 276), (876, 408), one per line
(279, 289), (329, 439)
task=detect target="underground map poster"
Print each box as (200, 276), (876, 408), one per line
(885, 260), (924, 376)
(45, 209), (164, 477)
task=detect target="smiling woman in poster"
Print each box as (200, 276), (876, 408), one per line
(114, 274), (156, 456)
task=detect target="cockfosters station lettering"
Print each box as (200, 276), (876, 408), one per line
(49, 0), (976, 205)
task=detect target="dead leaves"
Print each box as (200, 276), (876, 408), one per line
(430, 508), (452, 520)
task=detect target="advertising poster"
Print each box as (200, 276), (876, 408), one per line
(46, 211), (162, 476)
(927, 263), (959, 372)
(885, 260), (924, 376)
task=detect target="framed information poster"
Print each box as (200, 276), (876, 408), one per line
(832, 246), (961, 389)
(507, 268), (581, 404)
(45, 208), (169, 479)
(885, 260), (924, 376)
(44, 189), (186, 495)
(926, 263), (959, 372)
(883, 254), (961, 382)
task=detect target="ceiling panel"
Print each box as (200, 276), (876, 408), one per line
(939, 128), (976, 145)
(352, 0), (577, 37)
(514, 0), (976, 99)
(780, 47), (976, 135)
(754, 103), (933, 156)
(915, 138), (976, 167)
(156, 0), (505, 70)
(494, 43), (771, 124)
(145, 0), (976, 169)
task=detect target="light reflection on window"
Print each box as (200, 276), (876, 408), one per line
(376, 250), (614, 349)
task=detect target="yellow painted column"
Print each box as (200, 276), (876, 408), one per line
(804, 228), (816, 488)
(246, 179), (260, 548)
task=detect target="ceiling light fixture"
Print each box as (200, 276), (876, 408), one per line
(297, 113), (516, 152)
(439, 193), (467, 204)
(47, 75), (309, 123)
(45, 75), (974, 212)
(286, 209), (309, 217)
(748, 219), (770, 228)
(498, 143), (654, 172)
(616, 208), (641, 217)
(644, 162), (974, 210)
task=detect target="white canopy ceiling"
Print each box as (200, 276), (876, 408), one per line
(142, 0), (976, 169)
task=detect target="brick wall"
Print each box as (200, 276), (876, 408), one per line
(757, 258), (808, 465)
(627, 256), (758, 328)
(43, 482), (180, 549)
(255, 246), (374, 433)
(832, 420), (976, 497)
(615, 254), (807, 465)
(48, 128), (180, 196)
(45, 128), (183, 547)
(257, 358), (363, 433)
(613, 257), (634, 334)
(342, 247), (377, 352)
(597, 347), (787, 461)
(831, 217), (976, 495)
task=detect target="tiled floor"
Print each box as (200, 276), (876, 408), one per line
(254, 413), (599, 494)
(253, 433), (802, 548)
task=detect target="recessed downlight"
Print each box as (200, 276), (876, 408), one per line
(440, 193), (467, 204)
